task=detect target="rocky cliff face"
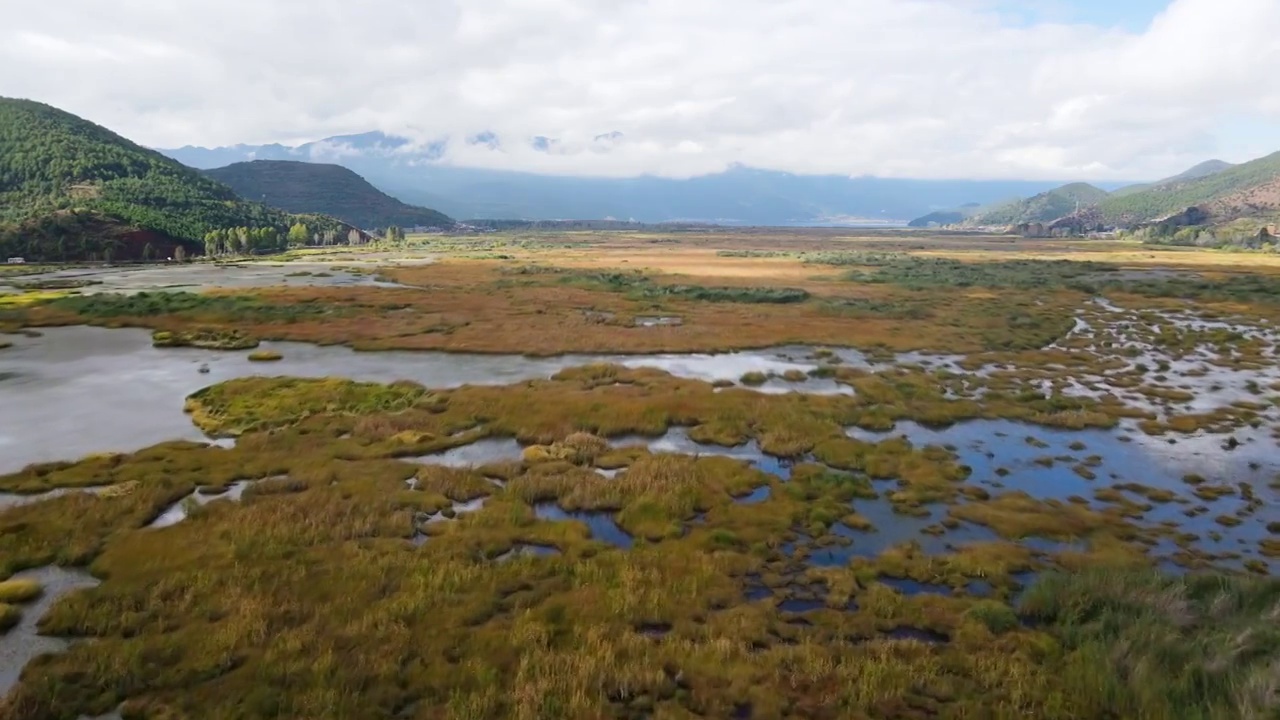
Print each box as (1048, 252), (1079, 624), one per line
(1143, 206), (1212, 230)
(1009, 206), (1109, 237)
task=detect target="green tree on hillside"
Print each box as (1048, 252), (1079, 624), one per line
(287, 223), (310, 247)
(204, 160), (453, 230)
(0, 98), (367, 261)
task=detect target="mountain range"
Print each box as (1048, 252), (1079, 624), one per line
(927, 153), (1280, 237)
(159, 132), (1129, 225)
(7, 95), (1276, 261)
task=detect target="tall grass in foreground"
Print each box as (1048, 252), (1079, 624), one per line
(1021, 569), (1280, 720)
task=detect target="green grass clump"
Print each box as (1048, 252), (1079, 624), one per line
(817, 297), (933, 320)
(51, 291), (337, 321)
(557, 270), (809, 303)
(949, 492), (1121, 539)
(844, 256), (1114, 291)
(1020, 569), (1280, 720)
(153, 328), (259, 350)
(803, 251), (906, 266)
(965, 600), (1019, 634)
(657, 284), (809, 303)
(714, 249), (796, 258)
(185, 377), (429, 436)
(1111, 275), (1280, 305)
(0, 603), (20, 633)
(54, 291), (259, 318)
(0, 578), (42, 603)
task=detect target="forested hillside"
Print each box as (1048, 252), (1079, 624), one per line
(0, 98), (356, 261)
(1099, 152), (1280, 225)
(205, 161), (453, 230)
(963, 183), (1109, 227)
(1109, 160), (1234, 198)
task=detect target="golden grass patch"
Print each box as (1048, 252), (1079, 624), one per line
(0, 579), (42, 604)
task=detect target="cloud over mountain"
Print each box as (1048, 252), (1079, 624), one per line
(2, 0), (1278, 180)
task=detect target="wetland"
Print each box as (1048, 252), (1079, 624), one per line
(2, 230), (1280, 719)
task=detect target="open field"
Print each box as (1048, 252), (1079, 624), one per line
(2, 228), (1280, 718)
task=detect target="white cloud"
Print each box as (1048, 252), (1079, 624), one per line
(1, 0), (1277, 180)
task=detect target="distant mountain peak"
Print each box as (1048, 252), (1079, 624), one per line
(159, 132), (1241, 225)
(1168, 159), (1235, 183)
(1096, 152), (1279, 226)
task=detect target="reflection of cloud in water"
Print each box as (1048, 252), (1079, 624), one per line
(848, 419), (1278, 497)
(621, 351), (813, 381)
(0, 328), (911, 473)
(634, 427), (794, 479)
(848, 417), (1280, 569)
(534, 503), (633, 549)
(413, 439), (525, 468)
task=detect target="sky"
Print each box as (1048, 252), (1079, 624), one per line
(2, 0), (1278, 181)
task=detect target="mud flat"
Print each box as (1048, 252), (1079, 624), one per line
(0, 566), (100, 698)
(0, 261), (425, 296)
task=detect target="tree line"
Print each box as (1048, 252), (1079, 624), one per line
(202, 223), (369, 257)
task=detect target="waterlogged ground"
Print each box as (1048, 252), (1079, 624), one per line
(0, 567), (99, 697)
(2, 246), (1280, 718)
(0, 259), (425, 296)
(1, 326), (870, 473)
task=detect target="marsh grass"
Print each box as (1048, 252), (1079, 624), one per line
(1116, 274), (1280, 305)
(842, 256), (1114, 291)
(1020, 570), (1280, 720)
(2, 320), (1278, 718)
(186, 377), (430, 436)
(8, 258), (1092, 355)
(0, 579), (42, 603)
(0, 603), (19, 633)
(850, 541), (1037, 596)
(50, 291), (336, 321)
(153, 328), (259, 350)
(0, 372), (1036, 717)
(557, 269), (810, 304)
(949, 492), (1134, 541)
